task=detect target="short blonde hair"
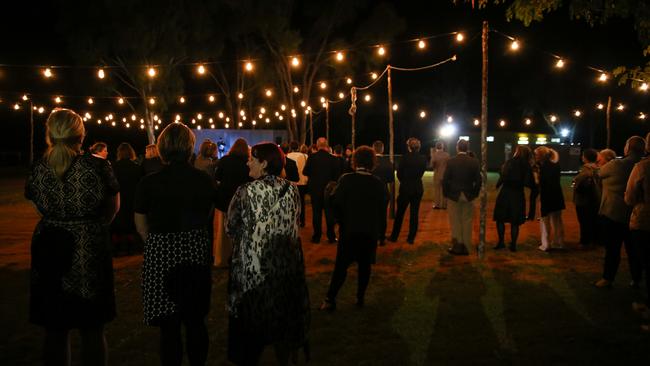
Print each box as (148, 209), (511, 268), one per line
(45, 108), (85, 178)
(157, 123), (195, 163)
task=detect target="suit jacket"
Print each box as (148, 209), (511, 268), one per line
(303, 150), (341, 194)
(599, 154), (643, 223)
(284, 157), (299, 183)
(372, 155), (395, 185)
(333, 170), (388, 242)
(396, 151), (427, 196)
(442, 153), (481, 201)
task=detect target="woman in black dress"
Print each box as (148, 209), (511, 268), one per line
(493, 145), (537, 251)
(25, 108), (120, 365)
(111, 142), (142, 255)
(134, 123), (216, 365)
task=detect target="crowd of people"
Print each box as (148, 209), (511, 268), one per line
(23, 107), (650, 365)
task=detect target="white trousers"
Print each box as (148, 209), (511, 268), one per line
(540, 210), (564, 250)
(447, 193), (474, 251)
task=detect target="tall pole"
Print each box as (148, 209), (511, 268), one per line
(325, 102), (330, 142)
(309, 109), (314, 145)
(387, 66), (396, 217)
(29, 100), (34, 166)
(479, 21), (489, 259)
(606, 95), (612, 148)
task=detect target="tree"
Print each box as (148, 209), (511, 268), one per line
(58, 0), (191, 144)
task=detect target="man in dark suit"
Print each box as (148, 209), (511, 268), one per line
(320, 146), (388, 311)
(372, 140), (395, 246)
(389, 138), (427, 244)
(303, 137), (341, 243)
(280, 142), (299, 183)
(443, 139), (482, 255)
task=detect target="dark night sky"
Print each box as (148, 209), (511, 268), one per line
(0, 0), (648, 159)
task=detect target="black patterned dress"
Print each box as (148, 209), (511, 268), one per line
(226, 175), (310, 362)
(25, 154), (119, 328)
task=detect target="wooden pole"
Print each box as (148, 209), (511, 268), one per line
(387, 66), (396, 218)
(309, 110), (314, 145)
(606, 95), (612, 148)
(325, 102), (330, 142)
(479, 21), (489, 259)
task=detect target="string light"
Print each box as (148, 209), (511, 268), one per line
(447, 116), (453, 123)
(126, 123), (130, 128)
(197, 113), (203, 120)
(265, 118), (270, 123)
(38, 107), (44, 114)
(456, 33), (464, 42)
(338, 92), (345, 99)
(155, 125), (159, 130)
(118, 98), (124, 105)
(364, 94), (371, 102)
(260, 107), (266, 114)
(550, 115), (557, 122)
(140, 124), (145, 130)
(377, 46), (386, 56)
(597, 103), (604, 110)
(555, 59), (564, 68)
(208, 95), (215, 103)
(238, 122), (243, 127)
(179, 96), (185, 103)
(131, 114), (136, 121)
(419, 111), (426, 118)
(499, 119), (506, 127)
(510, 40), (520, 51)
(265, 89), (272, 97)
(417, 40), (426, 49)
(43, 68), (53, 78)
(293, 86), (299, 93)
(87, 98), (94, 105)
(147, 67), (156, 78)
(218, 112), (224, 119)
(22, 94), (28, 101)
(346, 77), (352, 84)
(252, 120), (256, 126)
(244, 61), (253, 72)
(336, 51), (344, 61)
(111, 121), (116, 126)
(54, 96), (62, 104)
(371, 72), (378, 80)
(237, 93), (244, 99)
(320, 97), (326, 103)
(280, 104), (286, 111)
(617, 103), (625, 111)
(13, 103), (20, 110)
(525, 118), (532, 125)
(175, 114), (181, 121)
(641, 83), (648, 91)
(574, 110), (582, 117)
(97, 68), (105, 79)
(392, 103), (399, 111)
(320, 82), (327, 89)
(473, 119), (480, 126)
(300, 100), (306, 107)
(148, 97), (155, 105)
(639, 112), (646, 120)
(240, 110), (246, 117)
(599, 73), (608, 82)
(291, 57), (300, 67)
(225, 123), (230, 129)
(197, 64), (206, 75)
(191, 119), (196, 124)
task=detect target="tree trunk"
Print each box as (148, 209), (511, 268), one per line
(479, 21), (489, 259)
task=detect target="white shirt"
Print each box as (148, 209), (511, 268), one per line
(287, 152), (308, 186)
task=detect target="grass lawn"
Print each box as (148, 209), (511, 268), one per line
(1, 170), (648, 365)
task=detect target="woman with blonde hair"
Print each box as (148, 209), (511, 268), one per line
(25, 108), (120, 365)
(142, 144), (164, 175)
(194, 139), (218, 178)
(534, 146), (566, 252)
(135, 123), (216, 365)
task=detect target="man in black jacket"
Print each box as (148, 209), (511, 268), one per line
(389, 138), (427, 244)
(372, 140), (395, 246)
(303, 137), (341, 243)
(443, 139), (482, 255)
(320, 146), (388, 310)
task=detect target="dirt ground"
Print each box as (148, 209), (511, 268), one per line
(1, 168), (648, 365)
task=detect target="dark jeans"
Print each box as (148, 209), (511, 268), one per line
(160, 315), (208, 366)
(390, 191), (423, 241)
(310, 190), (335, 241)
(326, 236), (374, 302)
(576, 204), (598, 245)
(602, 216), (641, 282)
(298, 185), (308, 226)
(631, 230), (650, 305)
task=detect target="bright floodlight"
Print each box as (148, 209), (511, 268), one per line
(561, 128), (570, 137)
(439, 124), (457, 138)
